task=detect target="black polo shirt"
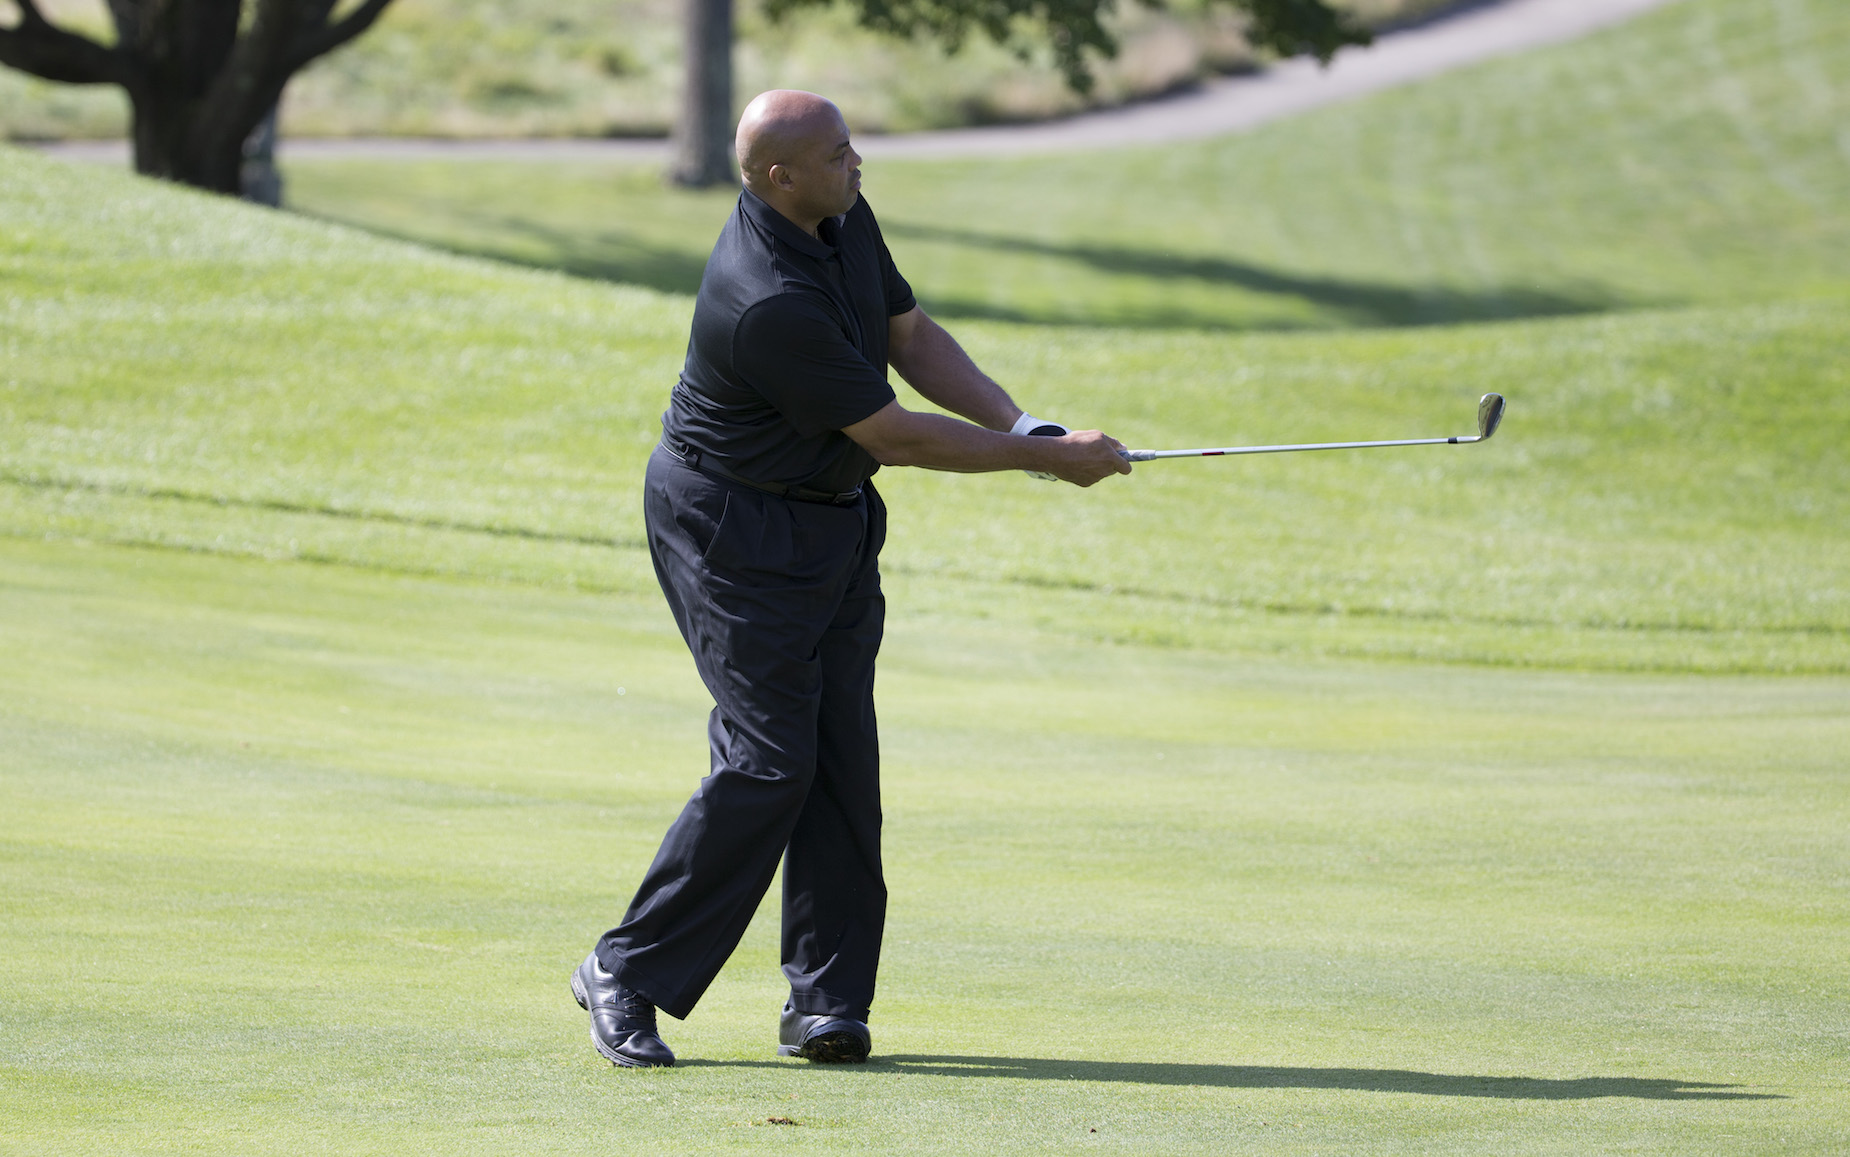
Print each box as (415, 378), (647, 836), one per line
(662, 188), (917, 495)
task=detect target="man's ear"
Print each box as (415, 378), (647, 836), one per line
(766, 162), (795, 191)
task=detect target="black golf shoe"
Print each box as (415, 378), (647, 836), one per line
(571, 952), (675, 1068)
(776, 1000), (871, 1063)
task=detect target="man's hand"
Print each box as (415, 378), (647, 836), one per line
(1039, 430), (1133, 487)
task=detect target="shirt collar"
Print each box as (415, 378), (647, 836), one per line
(740, 187), (840, 260)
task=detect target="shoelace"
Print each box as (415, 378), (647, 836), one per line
(617, 992), (658, 1031)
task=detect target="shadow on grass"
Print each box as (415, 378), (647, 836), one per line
(681, 1056), (1780, 1100)
(303, 208), (714, 296)
(306, 206), (1622, 330)
(0, 470), (644, 550)
(885, 222), (1619, 329)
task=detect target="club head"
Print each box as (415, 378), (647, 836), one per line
(1477, 393), (1506, 441)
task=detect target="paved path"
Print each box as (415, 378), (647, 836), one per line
(35, 0), (1679, 166)
(870, 0), (1679, 158)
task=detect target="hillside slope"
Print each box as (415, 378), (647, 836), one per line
(876, 0), (1850, 328)
(287, 0), (1850, 331)
(3, 146), (1844, 671)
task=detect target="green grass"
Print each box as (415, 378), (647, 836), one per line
(5, 537), (1848, 1153)
(287, 0), (1850, 329)
(8, 139), (1847, 673)
(5, 0), (1850, 1148)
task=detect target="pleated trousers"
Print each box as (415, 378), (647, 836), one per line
(598, 444), (888, 1022)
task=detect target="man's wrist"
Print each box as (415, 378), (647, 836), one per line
(1010, 413), (1069, 481)
(1009, 412), (1070, 438)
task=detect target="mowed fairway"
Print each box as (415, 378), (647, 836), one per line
(5, 540), (1849, 1152)
(5, 0), (1850, 1149)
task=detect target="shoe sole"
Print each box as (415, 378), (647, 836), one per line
(571, 966), (670, 1069)
(778, 1030), (870, 1063)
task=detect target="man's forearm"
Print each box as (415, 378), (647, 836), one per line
(849, 407), (1045, 473)
(842, 401), (1130, 487)
(888, 312), (1022, 431)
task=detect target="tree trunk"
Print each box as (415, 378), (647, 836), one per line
(128, 87), (250, 194)
(1, 0), (401, 197)
(670, 0), (735, 188)
(241, 105), (284, 206)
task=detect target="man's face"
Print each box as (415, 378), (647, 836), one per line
(787, 110), (862, 220)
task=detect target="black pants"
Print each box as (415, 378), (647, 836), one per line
(597, 445), (888, 1022)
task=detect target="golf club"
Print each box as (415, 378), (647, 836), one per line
(1119, 392), (1505, 462)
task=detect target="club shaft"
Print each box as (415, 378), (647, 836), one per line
(1124, 435), (1482, 461)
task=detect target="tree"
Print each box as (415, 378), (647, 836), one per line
(671, 0), (1371, 187)
(0, 0), (397, 195)
(672, 0), (736, 187)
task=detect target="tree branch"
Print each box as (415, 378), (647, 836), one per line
(191, 0), (297, 157)
(0, 7), (127, 84)
(773, 0), (1367, 93)
(101, 0), (140, 48)
(286, 0), (395, 72)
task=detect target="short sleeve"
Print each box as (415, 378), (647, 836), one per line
(877, 234), (915, 317)
(858, 200), (916, 317)
(732, 295), (898, 439)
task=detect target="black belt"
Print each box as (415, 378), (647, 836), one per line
(663, 437), (864, 506)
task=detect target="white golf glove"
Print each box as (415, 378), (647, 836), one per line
(1010, 412), (1069, 482)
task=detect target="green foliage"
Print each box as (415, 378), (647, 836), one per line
(766, 0), (1364, 93)
(1240, 0), (1374, 58)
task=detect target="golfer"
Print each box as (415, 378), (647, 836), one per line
(572, 89), (1131, 1068)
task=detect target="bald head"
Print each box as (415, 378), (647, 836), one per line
(734, 90), (863, 236)
(737, 90), (844, 185)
